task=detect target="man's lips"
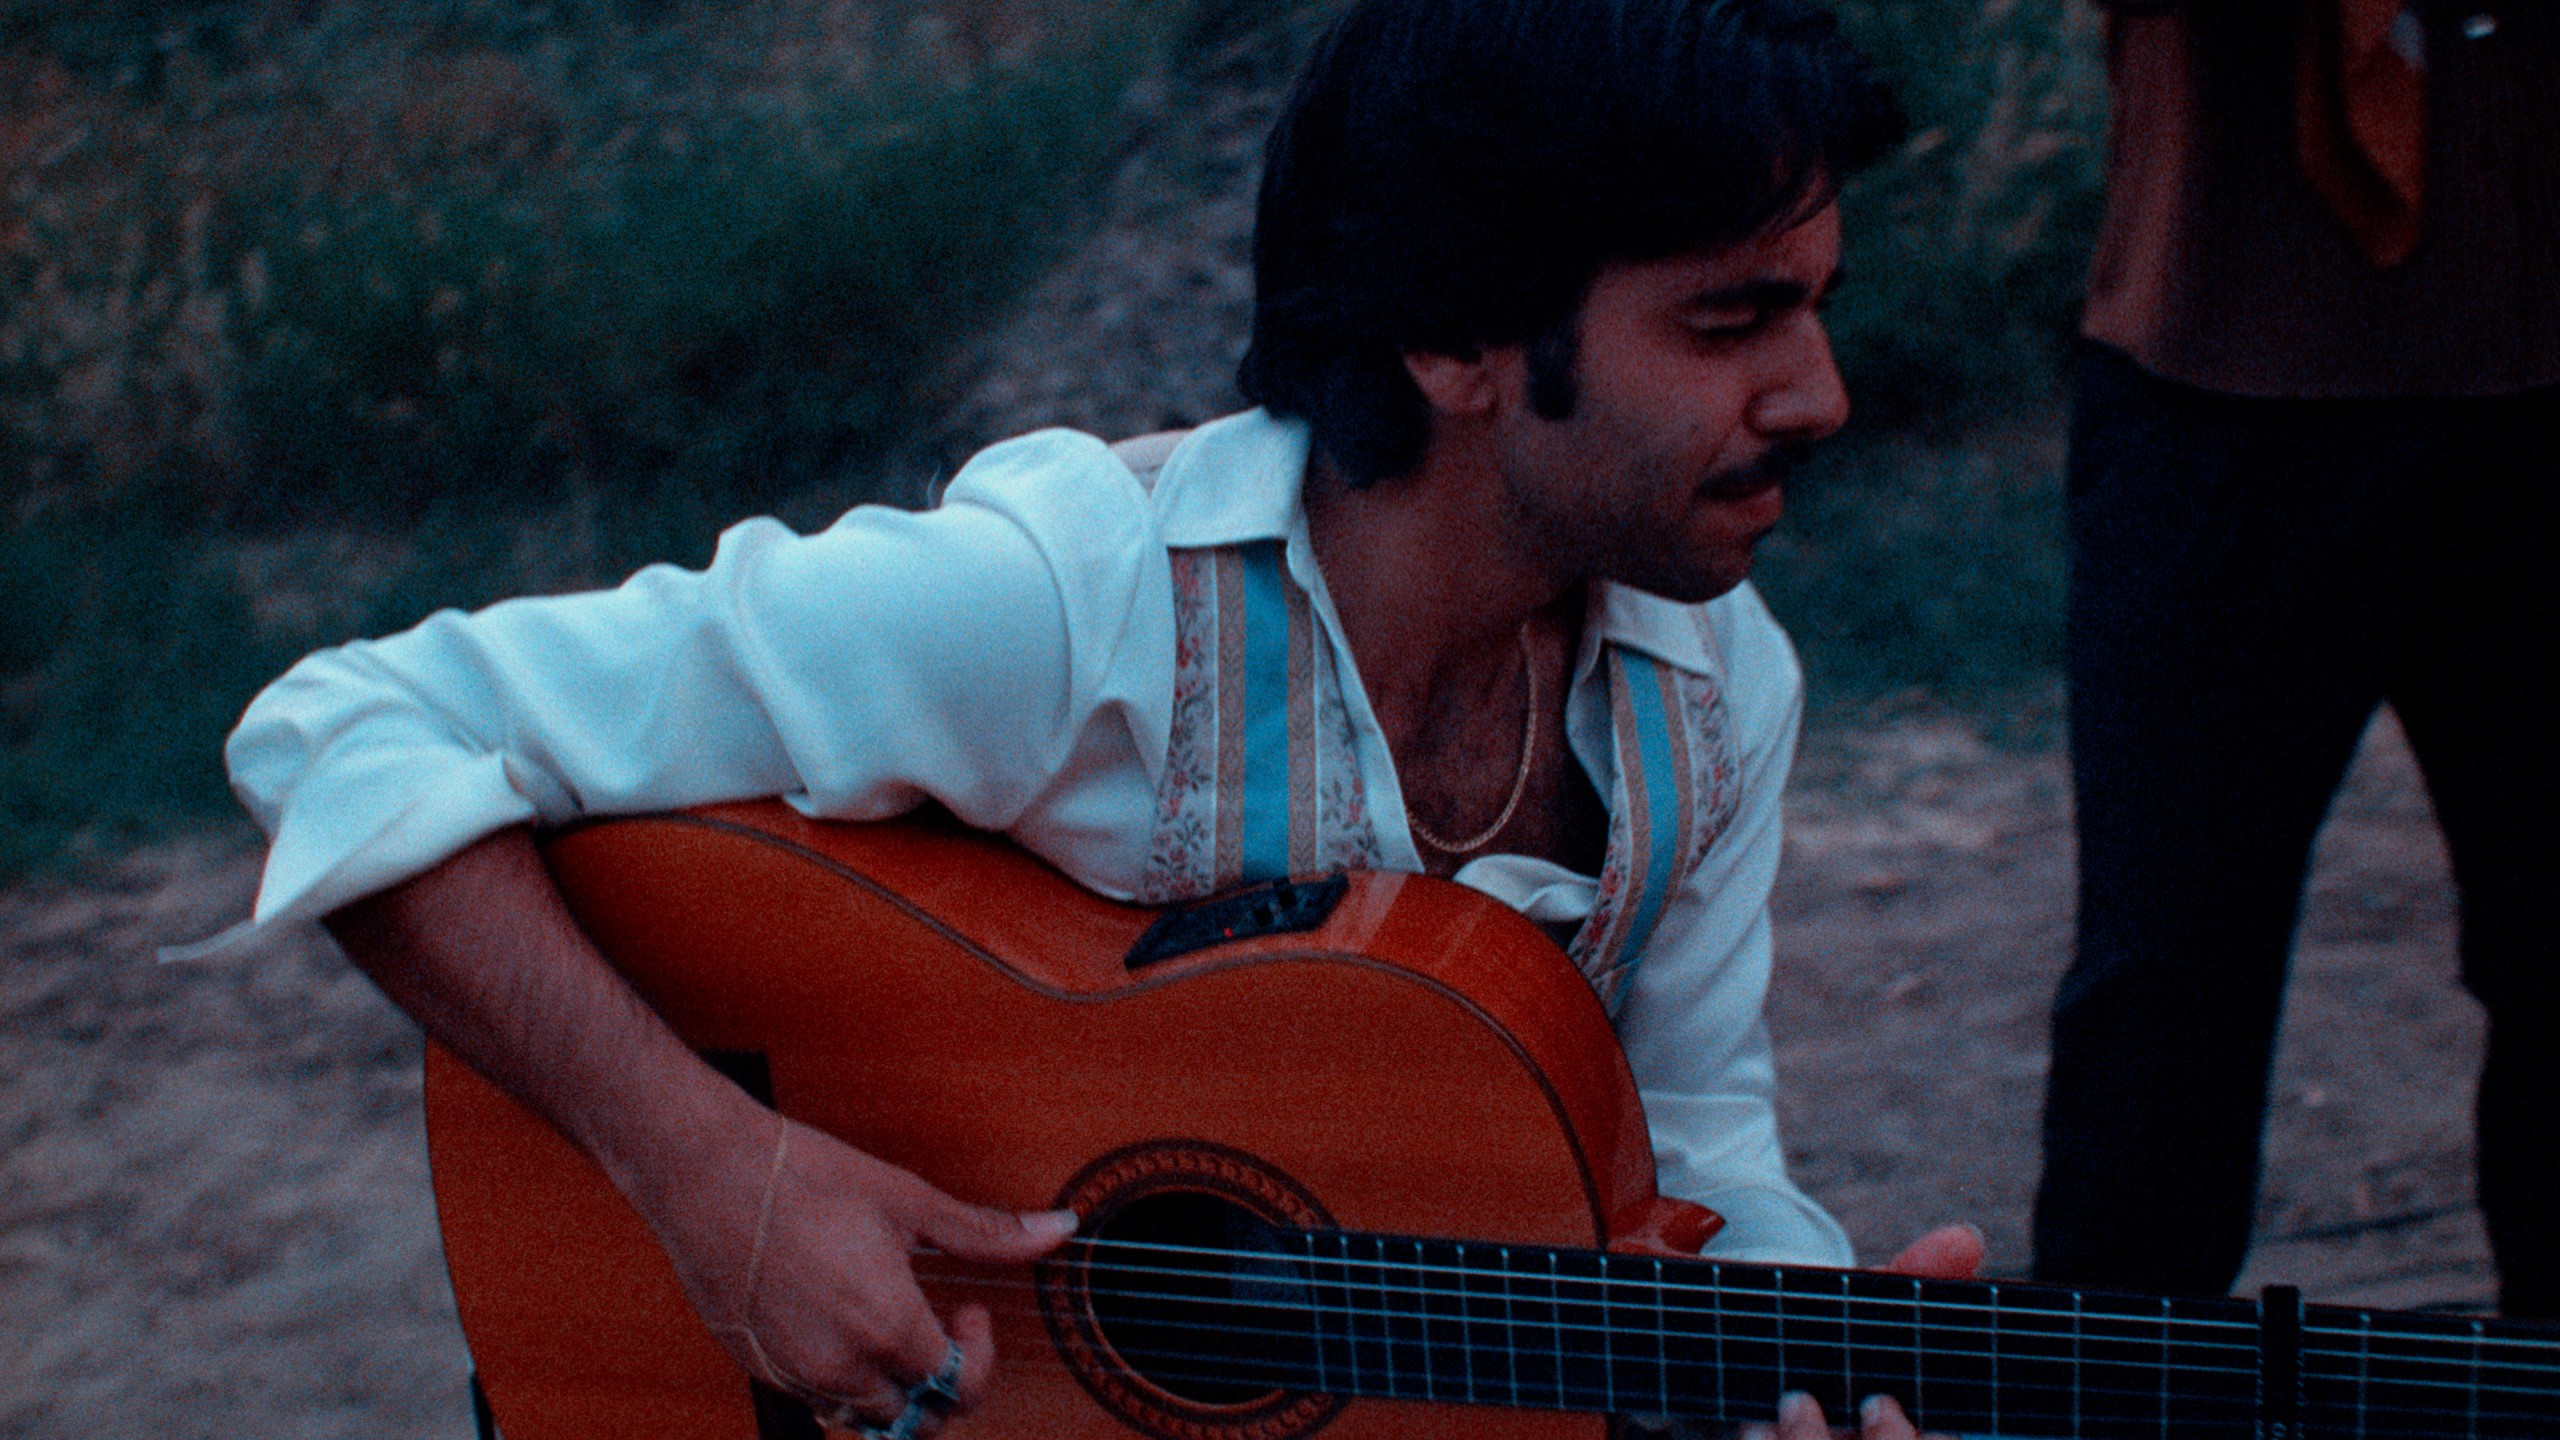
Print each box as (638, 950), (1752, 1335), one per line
(1702, 446), (1803, 502)
(1705, 471), (1784, 502)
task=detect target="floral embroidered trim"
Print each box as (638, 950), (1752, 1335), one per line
(1140, 550), (1221, 903)
(1139, 544), (1379, 902)
(1570, 646), (1745, 1013)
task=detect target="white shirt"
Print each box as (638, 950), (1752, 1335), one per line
(204, 408), (1852, 1266)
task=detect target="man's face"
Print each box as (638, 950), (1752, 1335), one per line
(1488, 203), (1850, 604)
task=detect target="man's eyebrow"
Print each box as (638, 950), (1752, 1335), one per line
(1682, 267), (1849, 313)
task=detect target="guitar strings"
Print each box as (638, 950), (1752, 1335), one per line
(970, 1325), (2560, 1437)
(920, 1277), (2274, 1403)
(940, 1236), (2267, 1342)
(957, 1235), (2560, 1375)
(932, 1273), (2259, 1373)
(916, 1235), (2263, 1342)
(921, 1269), (2263, 1370)
(992, 1336), (2255, 1420)
(908, 1259), (2560, 1398)
(700, 1275), (2560, 1437)
(981, 1348), (2560, 1440)
(846, 1307), (2560, 1438)
(914, 1297), (2272, 1419)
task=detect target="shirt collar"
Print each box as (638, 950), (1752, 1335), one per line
(1144, 408), (1728, 683)
(1149, 408), (1309, 547)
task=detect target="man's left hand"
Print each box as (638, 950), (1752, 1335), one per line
(1741, 1223), (1985, 1440)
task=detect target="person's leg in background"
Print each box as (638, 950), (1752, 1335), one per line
(2033, 345), (2413, 1294)
(2386, 387), (2560, 1319)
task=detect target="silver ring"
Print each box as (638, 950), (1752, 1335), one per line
(844, 1342), (965, 1439)
(909, 1340), (965, 1417)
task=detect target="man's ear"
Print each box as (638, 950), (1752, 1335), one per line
(1402, 349), (1505, 418)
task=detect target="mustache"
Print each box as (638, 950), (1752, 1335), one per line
(1704, 443), (1812, 499)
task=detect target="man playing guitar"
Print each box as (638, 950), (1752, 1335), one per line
(203, 2), (1982, 1434)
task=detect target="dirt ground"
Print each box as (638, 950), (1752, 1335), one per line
(0, 706), (2487, 1438)
(1771, 705), (2486, 1314)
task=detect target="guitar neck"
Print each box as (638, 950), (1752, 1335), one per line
(1086, 1229), (2560, 1437)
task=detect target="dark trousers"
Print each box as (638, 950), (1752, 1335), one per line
(2032, 343), (2560, 1317)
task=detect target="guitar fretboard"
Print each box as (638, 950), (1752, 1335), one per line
(1071, 1229), (2560, 1438)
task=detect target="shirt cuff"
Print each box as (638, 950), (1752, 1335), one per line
(1688, 1182), (1856, 1268)
(165, 752), (537, 962)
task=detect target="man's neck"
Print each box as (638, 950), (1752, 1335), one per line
(1300, 442), (1580, 753)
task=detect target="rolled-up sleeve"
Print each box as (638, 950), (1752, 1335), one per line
(192, 429), (1166, 959)
(1615, 590), (1853, 1267)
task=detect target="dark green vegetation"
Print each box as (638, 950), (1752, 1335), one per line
(0, 0), (2101, 875)
(1754, 0), (2103, 709)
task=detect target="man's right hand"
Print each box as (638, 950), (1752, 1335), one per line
(326, 825), (1073, 1435)
(635, 1104), (1079, 1431)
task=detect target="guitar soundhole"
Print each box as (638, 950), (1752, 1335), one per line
(1038, 1141), (1346, 1440)
(1086, 1191), (1308, 1406)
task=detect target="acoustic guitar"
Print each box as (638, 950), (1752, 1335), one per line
(427, 802), (2560, 1439)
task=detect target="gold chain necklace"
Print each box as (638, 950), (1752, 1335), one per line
(1408, 623), (1539, 856)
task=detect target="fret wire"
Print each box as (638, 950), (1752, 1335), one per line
(1549, 1249), (1568, 1412)
(2470, 1320), (2482, 1440)
(1712, 1260), (1727, 1425)
(1911, 1276), (1926, 1425)
(1991, 1282), (2003, 1435)
(1410, 1235), (1430, 1402)
(1428, 1237), (1450, 1403)
(1384, 1238), (1405, 1402)
(1603, 1249), (1618, 1415)
(1340, 1233), (1362, 1398)
(1771, 1267), (1799, 1412)
(2359, 1310), (2372, 1440)
(1376, 1235), (1397, 1400)
(1455, 1241), (1476, 1406)
(1442, 1238), (1464, 1403)
(2072, 1288), (2084, 1439)
(1495, 1245), (1515, 1404)
(1307, 1230), (1329, 1396)
(1781, 1260), (1802, 1393)
(1838, 1270), (1852, 1415)
(2161, 1297), (2172, 1440)
(1654, 1258), (1671, 1418)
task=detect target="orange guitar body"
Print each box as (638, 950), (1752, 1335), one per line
(425, 802), (1713, 1440)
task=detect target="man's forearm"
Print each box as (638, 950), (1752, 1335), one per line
(322, 825), (768, 1208)
(325, 822), (1076, 1429)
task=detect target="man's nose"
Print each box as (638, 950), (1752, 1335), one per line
(1748, 319), (1851, 443)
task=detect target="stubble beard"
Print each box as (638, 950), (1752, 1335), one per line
(1507, 447), (1750, 605)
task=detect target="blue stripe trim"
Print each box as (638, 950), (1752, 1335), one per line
(1615, 653), (1685, 994)
(1238, 542), (1296, 881)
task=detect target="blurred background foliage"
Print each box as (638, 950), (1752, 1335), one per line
(1759, 0), (2103, 705)
(0, 0), (2106, 875)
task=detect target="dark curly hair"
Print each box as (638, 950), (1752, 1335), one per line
(1238, 0), (1905, 486)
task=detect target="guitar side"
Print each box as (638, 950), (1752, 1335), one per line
(425, 802), (1667, 1440)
